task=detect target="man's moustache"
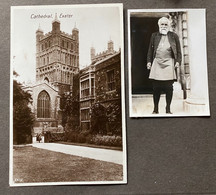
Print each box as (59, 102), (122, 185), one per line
(160, 29), (168, 35)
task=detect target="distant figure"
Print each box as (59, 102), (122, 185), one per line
(36, 133), (42, 143)
(147, 17), (182, 114)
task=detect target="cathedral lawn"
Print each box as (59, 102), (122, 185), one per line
(13, 145), (123, 183)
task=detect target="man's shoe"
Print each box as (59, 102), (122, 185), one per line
(166, 106), (172, 114)
(152, 111), (159, 114)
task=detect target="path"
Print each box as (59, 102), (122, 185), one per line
(32, 143), (123, 165)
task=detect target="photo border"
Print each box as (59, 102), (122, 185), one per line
(128, 8), (210, 118)
(10, 3), (127, 186)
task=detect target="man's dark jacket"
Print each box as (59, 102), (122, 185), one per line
(147, 31), (182, 65)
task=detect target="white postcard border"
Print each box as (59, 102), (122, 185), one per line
(128, 9), (210, 118)
(10, 3), (127, 186)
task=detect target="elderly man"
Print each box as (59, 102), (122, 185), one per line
(147, 17), (182, 114)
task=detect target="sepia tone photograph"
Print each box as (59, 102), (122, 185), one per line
(10, 4), (126, 186)
(128, 9), (210, 117)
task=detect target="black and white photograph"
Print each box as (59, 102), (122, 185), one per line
(128, 9), (210, 117)
(10, 4), (126, 186)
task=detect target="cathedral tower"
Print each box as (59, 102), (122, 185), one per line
(35, 15), (79, 94)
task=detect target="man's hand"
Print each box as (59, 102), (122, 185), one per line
(175, 62), (179, 69)
(147, 62), (151, 70)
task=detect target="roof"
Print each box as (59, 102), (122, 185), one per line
(28, 82), (59, 92)
(94, 51), (120, 66)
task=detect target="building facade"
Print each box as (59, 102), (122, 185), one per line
(80, 41), (121, 133)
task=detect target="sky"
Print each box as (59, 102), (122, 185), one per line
(11, 4), (123, 83)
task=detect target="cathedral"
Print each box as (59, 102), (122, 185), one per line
(29, 14), (79, 142)
(27, 15), (122, 142)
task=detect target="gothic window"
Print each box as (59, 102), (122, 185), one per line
(67, 73), (70, 84)
(47, 56), (49, 65)
(71, 43), (73, 50)
(65, 55), (67, 64)
(107, 69), (115, 91)
(37, 91), (50, 118)
(73, 56), (76, 66)
(62, 40), (64, 47)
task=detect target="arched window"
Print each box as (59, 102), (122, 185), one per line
(65, 55), (67, 64)
(44, 77), (49, 83)
(37, 91), (50, 118)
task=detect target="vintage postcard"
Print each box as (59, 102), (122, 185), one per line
(128, 9), (210, 117)
(10, 4), (126, 186)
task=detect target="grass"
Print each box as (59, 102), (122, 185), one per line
(13, 145), (123, 183)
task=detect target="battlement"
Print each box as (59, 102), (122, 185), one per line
(92, 49), (117, 63)
(61, 31), (72, 39)
(40, 32), (52, 40)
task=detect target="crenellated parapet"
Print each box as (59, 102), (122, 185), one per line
(91, 39), (117, 63)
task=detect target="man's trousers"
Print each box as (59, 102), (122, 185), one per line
(152, 80), (174, 113)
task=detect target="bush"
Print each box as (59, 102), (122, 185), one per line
(45, 132), (65, 142)
(91, 135), (122, 147)
(65, 131), (90, 143)
(64, 130), (122, 147)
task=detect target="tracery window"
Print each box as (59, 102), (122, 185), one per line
(37, 91), (50, 118)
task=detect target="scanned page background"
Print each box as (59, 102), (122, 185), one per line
(1, 0), (216, 194)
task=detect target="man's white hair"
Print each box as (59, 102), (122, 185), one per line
(158, 17), (171, 26)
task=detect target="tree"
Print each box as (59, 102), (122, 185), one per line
(90, 103), (107, 135)
(106, 99), (122, 135)
(60, 92), (80, 131)
(90, 100), (122, 136)
(13, 73), (35, 144)
(60, 73), (80, 132)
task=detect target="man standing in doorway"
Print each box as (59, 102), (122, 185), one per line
(147, 17), (182, 114)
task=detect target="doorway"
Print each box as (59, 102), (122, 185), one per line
(130, 17), (159, 94)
